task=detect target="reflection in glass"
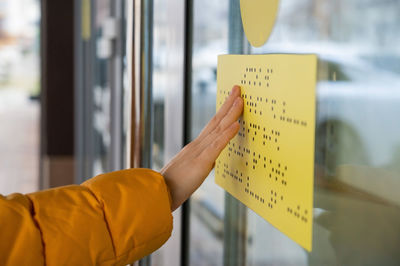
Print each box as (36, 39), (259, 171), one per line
(189, 1), (229, 265)
(151, 0), (168, 170)
(92, 0), (113, 175)
(246, 1), (400, 265)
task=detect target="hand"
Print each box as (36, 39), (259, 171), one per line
(161, 86), (244, 211)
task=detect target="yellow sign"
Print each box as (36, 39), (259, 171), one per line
(82, 0), (91, 40)
(216, 54), (317, 251)
(240, 0), (280, 47)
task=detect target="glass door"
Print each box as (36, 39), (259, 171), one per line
(128, 0), (186, 265)
(75, 0), (127, 182)
(130, 0), (400, 265)
(245, 1), (400, 265)
(188, 1), (230, 265)
(186, 0), (400, 265)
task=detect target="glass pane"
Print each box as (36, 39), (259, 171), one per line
(151, 0), (185, 265)
(151, 0), (167, 171)
(189, 1), (229, 265)
(92, 0), (113, 175)
(243, 1), (400, 265)
(79, 0), (126, 179)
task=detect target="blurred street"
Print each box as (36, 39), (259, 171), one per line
(0, 88), (39, 195)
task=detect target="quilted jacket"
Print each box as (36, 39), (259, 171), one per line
(0, 168), (173, 265)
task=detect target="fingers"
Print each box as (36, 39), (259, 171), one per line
(196, 86), (241, 141)
(199, 121), (240, 163)
(215, 85), (241, 121)
(191, 88), (243, 157)
(214, 97), (243, 134)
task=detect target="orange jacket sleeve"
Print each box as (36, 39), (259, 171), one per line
(0, 168), (173, 266)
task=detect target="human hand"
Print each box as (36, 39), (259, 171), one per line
(161, 86), (244, 211)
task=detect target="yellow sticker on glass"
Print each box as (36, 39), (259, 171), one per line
(240, 0), (279, 47)
(215, 54), (317, 251)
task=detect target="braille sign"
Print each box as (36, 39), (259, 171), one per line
(215, 54), (317, 251)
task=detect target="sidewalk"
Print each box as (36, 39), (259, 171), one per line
(0, 89), (39, 195)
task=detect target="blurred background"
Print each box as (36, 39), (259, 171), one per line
(0, 0), (40, 195)
(1, 0), (400, 265)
